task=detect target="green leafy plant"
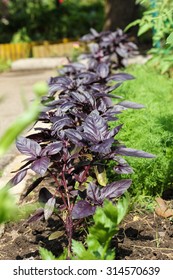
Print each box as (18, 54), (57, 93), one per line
(39, 195), (129, 260)
(127, 0), (173, 48)
(108, 64), (173, 197)
(126, 1), (173, 74)
(0, 187), (18, 224)
(72, 195), (129, 260)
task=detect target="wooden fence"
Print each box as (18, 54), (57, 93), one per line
(0, 40), (80, 61)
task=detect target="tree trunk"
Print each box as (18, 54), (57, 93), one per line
(104, 0), (137, 31)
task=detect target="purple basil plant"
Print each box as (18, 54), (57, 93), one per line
(80, 28), (138, 70)
(8, 33), (153, 258)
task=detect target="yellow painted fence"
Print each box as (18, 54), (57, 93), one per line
(0, 40), (80, 61)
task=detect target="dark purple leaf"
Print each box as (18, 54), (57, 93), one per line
(72, 200), (96, 219)
(80, 33), (95, 42)
(107, 73), (134, 82)
(114, 164), (133, 174)
(51, 116), (74, 132)
(16, 136), (41, 157)
(9, 169), (27, 187)
(22, 177), (45, 199)
(27, 208), (44, 223)
(41, 141), (63, 156)
(90, 28), (99, 37)
(31, 157), (50, 176)
(87, 182), (101, 203)
(44, 197), (56, 220)
(39, 187), (53, 204)
(89, 43), (99, 54)
(100, 179), (132, 200)
(76, 72), (97, 85)
(64, 129), (84, 146)
(83, 110), (108, 143)
(48, 76), (71, 86)
(105, 82), (122, 93)
(117, 147), (156, 158)
(90, 138), (114, 154)
(105, 124), (123, 139)
(116, 46), (128, 58)
(96, 63), (109, 79)
(118, 101), (145, 109)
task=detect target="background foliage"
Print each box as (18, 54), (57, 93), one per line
(0, 0), (104, 43)
(108, 64), (173, 196)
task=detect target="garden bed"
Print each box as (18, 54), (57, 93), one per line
(0, 179), (173, 260)
(1, 209), (173, 260)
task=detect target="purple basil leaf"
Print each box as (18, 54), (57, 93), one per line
(105, 124), (123, 139)
(118, 101), (145, 109)
(41, 141), (63, 156)
(39, 187), (53, 204)
(9, 169), (27, 187)
(76, 72), (97, 85)
(83, 110), (107, 142)
(117, 147), (156, 158)
(27, 208), (44, 223)
(16, 136), (41, 157)
(90, 28), (99, 37)
(116, 46), (128, 58)
(22, 177), (45, 199)
(89, 43), (99, 54)
(44, 197), (56, 220)
(107, 73), (134, 82)
(64, 129), (84, 146)
(100, 179), (132, 200)
(31, 157), (50, 176)
(96, 63), (109, 79)
(51, 116), (74, 132)
(80, 33), (95, 42)
(114, 164), (133, 174)
(90, 138), (114, 154)
(72, 200), (96, 219)
(105, 82), (123, 93)
(87, 182), (101, 203)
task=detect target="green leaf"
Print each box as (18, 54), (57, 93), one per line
(0, 188), (18, 223)
(94, 166), (108, 186)
(0, 100), (41, 156)
(166, 32), (173, 46)
(125, 19), (141, 31)
(138, 22), (153, 36)
(117, 194), (130, 224)
(72, 240), (96, 260)
(48, 230), (65, 241)
(39, 247), (56, 260)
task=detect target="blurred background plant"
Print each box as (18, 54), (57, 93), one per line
(0, 0), (104, 43)
(0, 58), (11, 72)
(126, 0), (173, 74)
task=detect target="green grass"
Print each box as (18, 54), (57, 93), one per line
(108, 64), (173, 196)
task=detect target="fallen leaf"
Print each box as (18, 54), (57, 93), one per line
(48, 230), (65, 241)
(155, 197), (173, 218)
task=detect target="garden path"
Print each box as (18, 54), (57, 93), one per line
(0, 69), (58, 200)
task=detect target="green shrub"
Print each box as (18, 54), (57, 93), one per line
(108, 64), (173, 196)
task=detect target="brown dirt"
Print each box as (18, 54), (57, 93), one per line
(0, 179), (173, 260)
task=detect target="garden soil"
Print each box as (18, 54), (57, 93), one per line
(0, 178), (173, 260)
